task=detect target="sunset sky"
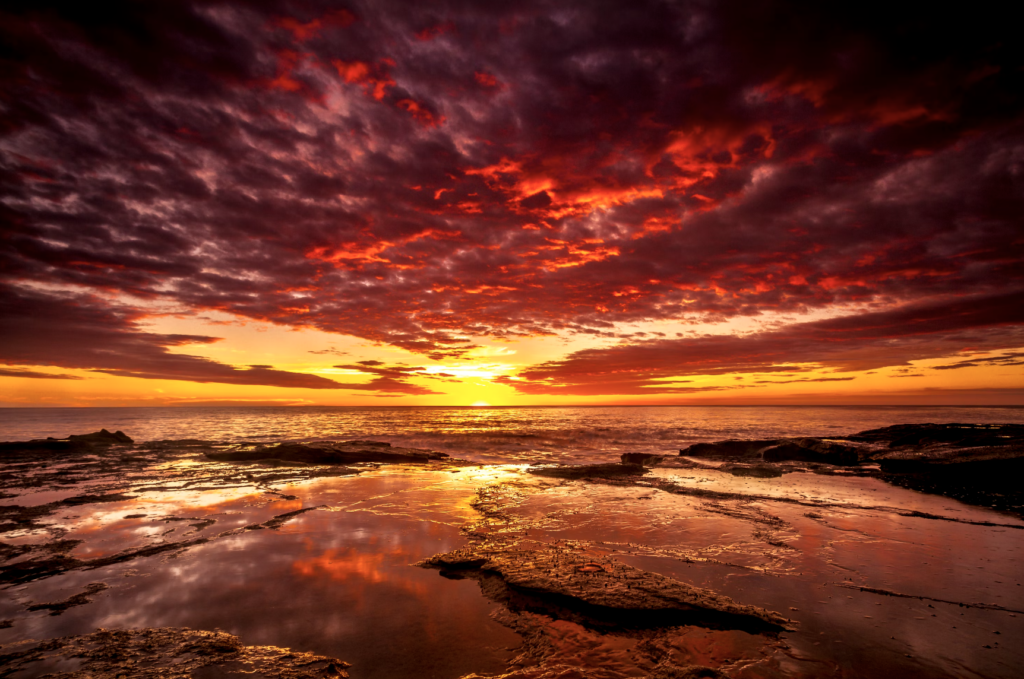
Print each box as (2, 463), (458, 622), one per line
(1, 1), (1022, 407)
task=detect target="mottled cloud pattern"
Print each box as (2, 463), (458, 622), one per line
(1, 1), (1022, 395)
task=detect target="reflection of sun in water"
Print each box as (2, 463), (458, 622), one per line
(471, 401), (490, 407)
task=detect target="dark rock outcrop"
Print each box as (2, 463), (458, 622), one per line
(846, 422), (1024, 449)
(527, 462), (648, 479)
(680, 439), (779, 459)
(621, 452), (664, 466)
(206, 441), (448, 465)
(0, 627), (350, 678)
(680, 423), (1024, 513)
(0, 429), (134, 457)
(681, 437), (863, 466)
(761, 438), (863, 465)
(66, 429), (134, 445)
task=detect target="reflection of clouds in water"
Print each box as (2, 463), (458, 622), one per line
(6, 470), (519, 679)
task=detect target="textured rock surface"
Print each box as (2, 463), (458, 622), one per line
(206, 440), (449, 465)
(0, 627), (349, 678)
(418, 546), (792, 632)
(0, 429), (134, 457)
(527, 462), (649, 479)
(676, 423), (1024, 513)
(621, 452), (666, 466)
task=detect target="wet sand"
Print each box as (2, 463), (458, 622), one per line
(1, 432), (1022, 678)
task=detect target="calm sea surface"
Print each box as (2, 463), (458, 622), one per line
(1, 405), (1021, 464)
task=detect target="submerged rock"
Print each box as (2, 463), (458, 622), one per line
(418, 546), (792, 633)
(721, 463), (786, 478)
(206, 441), (448, 465)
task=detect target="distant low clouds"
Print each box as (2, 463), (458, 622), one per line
(1, 1), (1022, 390)
(309, 347), (349, 357)
(0, 285), (436, 394)
(931, 352), (1024, 371)
(0, 367), (84, 380)
(505, 291), (1024, 395)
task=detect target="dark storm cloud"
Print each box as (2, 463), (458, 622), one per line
(1, 1), (1022, 386)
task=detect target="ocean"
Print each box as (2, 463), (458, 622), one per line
(2, 404), (1021, 464)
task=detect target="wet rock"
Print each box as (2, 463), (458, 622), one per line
(679, 424), (1024, 513)
(27, 582), (108, 615)
(206, 441), (448, 465)
(847, 422), (1024, 449)
(66, 429), (134, 445)
(721, 463), (785, 478)
(761, 438), (863, 466)
(647, 664), (729, 679)
(418, 546), (792, 633)
(682, 437), (862, 465)
(841, 424), (1024, 512)
(0, 429), (134, 459)
(527, 462), (649, 479)
(0, 627), (350, 678)
(680, 439), (779, 459)
(621, 452), (665, 466)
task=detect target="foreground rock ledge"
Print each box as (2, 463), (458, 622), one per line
(418, 546), (793, 633)
(0, 626), (349, 678)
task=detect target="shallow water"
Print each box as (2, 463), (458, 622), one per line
(3, 409), (1024, 677)
(501, 471), (1024, 677)
(2, 405), (1023, 464)
(0, 465), (523, 678)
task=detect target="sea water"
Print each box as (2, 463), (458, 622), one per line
(1, 405), (1022, 463)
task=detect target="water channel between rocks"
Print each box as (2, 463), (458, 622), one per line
(1, 443), (1022, 679)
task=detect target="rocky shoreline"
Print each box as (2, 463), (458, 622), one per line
(1, 423), (1022, 678)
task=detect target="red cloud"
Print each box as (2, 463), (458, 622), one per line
(274, 10), (356, 42)
(0, 1), (1021, 386)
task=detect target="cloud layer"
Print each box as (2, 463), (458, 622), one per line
(1, 1), (1022, 394)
